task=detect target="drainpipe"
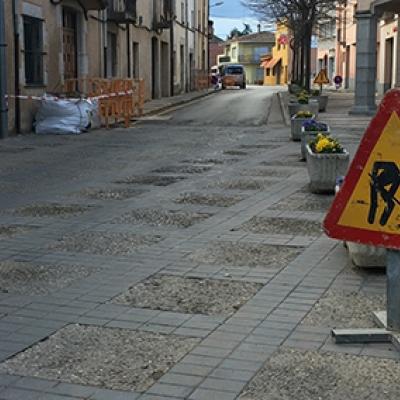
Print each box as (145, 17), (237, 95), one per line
(12, 0), (20, 134)
(0, 0), (8, 139)
(170, 3), (174, 97)
(126, 22), (131, 77)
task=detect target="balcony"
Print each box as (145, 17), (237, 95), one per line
(107, 0), (136, 23)
(238, 54), (262, 64)
(153, 0), (172, 30)
(81, 0), (108, 10)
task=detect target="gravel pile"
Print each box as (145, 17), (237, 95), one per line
(113, 209), (212, 228)
(239, 348), (400, 400)
(0, 261), (99, 295)
(0, 325), (199, 392)
(0, 225), (36, 238)
(50, 232), (163, 256)
(78, 187), (145, 200)
(303, 289), (385, 328)
(223, 150), (249, 156)
(175, 192), (244, 207)
(189, 242), (302, 268)
(115, 175), (186, 186)
(113, 275), (262, 315)
(236, 216), (322, 236)
(12, 203), (94, 218)
(212, 179), (271, 191)
(152, 165), (212, 174)
(240, 168), (294, 178)
(271, 191), (334, 212)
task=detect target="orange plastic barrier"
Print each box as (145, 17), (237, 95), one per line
(62, 78), (145, 128)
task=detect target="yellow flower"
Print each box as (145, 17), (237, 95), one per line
(315, 138), (331, 152)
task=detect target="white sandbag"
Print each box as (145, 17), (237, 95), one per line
(35, 96), (94, 135)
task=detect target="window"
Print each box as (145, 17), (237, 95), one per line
(24, 16), (44, 85)
(266, 68), (270, 77)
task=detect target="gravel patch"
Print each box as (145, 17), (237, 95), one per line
(240, 168), (295, 178)
(78, 187), (145, 200)
(152, 165), (212, 174)
(223, 150), (249, 156)
(0, 261), (99, 295)
(0, 325), (199, 392)
(113, 209), (212, 228)
(270, 190), (334, 212)
(0, 147), (35, 154)
(175, 192), (244, 207)
(50, 232), (163, 256)
(239, 348), (400, 400)
(302, 289), (385, 329)
(236, 217), (322, 236)
(12, 203), (95, 218)
(260, 154), (305, 167)
(211, 179), (272, 191)
(181, 158), (239, 164)
(113, 275), (262, 315)
(114, 175), (186, 186)
(189, 242), (302, 268)
(0, 225), (37, 238)
(239, 144), (279, 150)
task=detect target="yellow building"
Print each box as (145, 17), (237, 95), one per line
(262, 24), (291, 85)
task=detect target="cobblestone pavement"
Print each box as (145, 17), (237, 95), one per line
(0, 87), (391, 400)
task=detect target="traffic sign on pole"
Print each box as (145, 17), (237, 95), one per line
(324, 89), (400, 350)
(324, 89), (400, 249)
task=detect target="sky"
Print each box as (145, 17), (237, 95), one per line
(210, 0), (274, 40)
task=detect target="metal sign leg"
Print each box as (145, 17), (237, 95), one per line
(332, 250), (400, 351)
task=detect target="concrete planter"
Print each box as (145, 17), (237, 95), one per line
(346, 242), (386, 268)
(288, 100), (319, 118)
(300, 125), (331, 160)
(312, 95), (329, 112)
(306, 144), (350, 193)
(291, 115), (315, 142)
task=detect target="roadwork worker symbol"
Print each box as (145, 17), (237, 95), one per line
(368, 161), (400, 226)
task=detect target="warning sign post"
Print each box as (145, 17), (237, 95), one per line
(324, 89), (400, 349)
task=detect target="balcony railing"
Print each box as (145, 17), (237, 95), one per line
(238, 54), (262, 64)
(81, 0), (108, 10)
(107, 0), (136, 23)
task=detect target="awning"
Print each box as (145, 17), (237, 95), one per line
(261, 58), (282, 69)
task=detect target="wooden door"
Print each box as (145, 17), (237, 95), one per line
(63, 8), (77, 80)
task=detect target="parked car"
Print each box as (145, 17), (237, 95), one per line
(219, 64), (246, 89)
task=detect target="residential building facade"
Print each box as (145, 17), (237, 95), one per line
(316, 12), (336, 83)
(335, 0), (400, 114)
(217, 31), (275, 85)
(262, 23), (291, 86)
(3, 0), (208, 134)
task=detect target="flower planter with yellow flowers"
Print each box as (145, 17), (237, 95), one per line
(306, 134), (349, 193)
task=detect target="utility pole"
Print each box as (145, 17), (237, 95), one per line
(0, 0), (8, 139)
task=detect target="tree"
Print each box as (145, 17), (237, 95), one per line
(227, 23), (253, 40)
(242, 0), (341, 90)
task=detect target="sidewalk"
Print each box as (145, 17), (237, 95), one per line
(0, 87), (396, 400)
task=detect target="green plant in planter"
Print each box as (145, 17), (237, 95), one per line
(309, 133), (344, 154)
(297, 90), (310, 104)
(295, 110), (313, 119)
(311, 89), (320, 97)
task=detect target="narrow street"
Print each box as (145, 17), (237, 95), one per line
(0, 87), (396, 400)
